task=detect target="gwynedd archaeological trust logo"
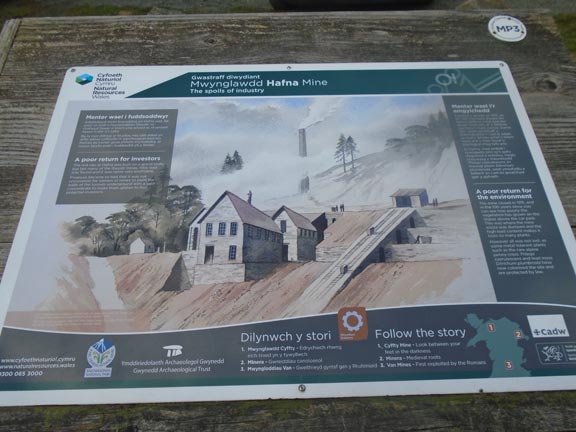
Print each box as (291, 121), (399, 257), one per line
(75, 73), (93, 85)
(84, 338), (116, 378)
(163, 345), (183, 358)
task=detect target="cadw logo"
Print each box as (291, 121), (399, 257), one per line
(527, 314), (569, 338)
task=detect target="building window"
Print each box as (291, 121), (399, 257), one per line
(228, 245), (237, 260)
(205, 223), (213, 236)
(256, 227), (262, 239)
(230, 222), (238, 236)
(280, 220), (287, 233)
(191, 227), (199, 250)
(265, 230), (270, 241)
(247, 225), (253, 238)
(218, 222), (226, 236)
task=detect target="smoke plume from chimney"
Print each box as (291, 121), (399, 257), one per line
(299, 98), (343, 129)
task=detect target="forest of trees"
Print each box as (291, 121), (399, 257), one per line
(221, 150), (244, 174)
(332, 111), (450, 173)
(386, 111), (452, 150)
(63, 177), (203, 257)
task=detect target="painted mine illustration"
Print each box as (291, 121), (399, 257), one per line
(5, 95), (496, 332)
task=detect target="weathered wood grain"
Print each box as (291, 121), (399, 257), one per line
(0, 20), (19, 75)
(0, 12), (575, 100)
(0, 10), (575, 429)
(0, 244), (9, 279)
(0, 392), (575, 431)
(550, 169), (576, 225)
(0, 102), (52, 167)
(0, 166), (34, 244)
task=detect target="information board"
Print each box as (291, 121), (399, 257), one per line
(1, 62), (575, 406)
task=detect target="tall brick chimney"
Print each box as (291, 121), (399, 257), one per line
(298, 128), (307, 157)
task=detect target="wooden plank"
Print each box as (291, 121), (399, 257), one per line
(551, 169), (576, 225)
(523, 88), (576, 172)
(0, 102), (52, 167)
(0, 20), (20, 75)
(0, 243), (9, 279)
(0, 166), (33, 243)
(0, 12), (575, 100)
(0, 392), (574, 431)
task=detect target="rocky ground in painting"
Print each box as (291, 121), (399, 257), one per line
(5, 200), (495, 332)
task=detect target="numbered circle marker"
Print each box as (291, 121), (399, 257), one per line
(488, 15), (527, 42)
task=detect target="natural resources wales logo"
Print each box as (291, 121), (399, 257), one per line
(84, 338), (116, 378)
(75, 73), (93, 85)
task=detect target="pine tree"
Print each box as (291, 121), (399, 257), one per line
(221, 151), (244, 174)
(221, 153), (234, 174)
(345, 135), (359, 170)
(334, 134), (347, 173)
(232, 150), (244, 170)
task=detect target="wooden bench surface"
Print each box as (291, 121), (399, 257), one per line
(0, 11), (575, 430)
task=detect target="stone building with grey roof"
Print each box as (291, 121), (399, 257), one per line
(184, 191), (284, 285)
(272, 205), (318, 262)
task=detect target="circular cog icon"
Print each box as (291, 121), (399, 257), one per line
(342, 310), (364, 332)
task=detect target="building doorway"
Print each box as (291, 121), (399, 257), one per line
(204, 246), (214, 264)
